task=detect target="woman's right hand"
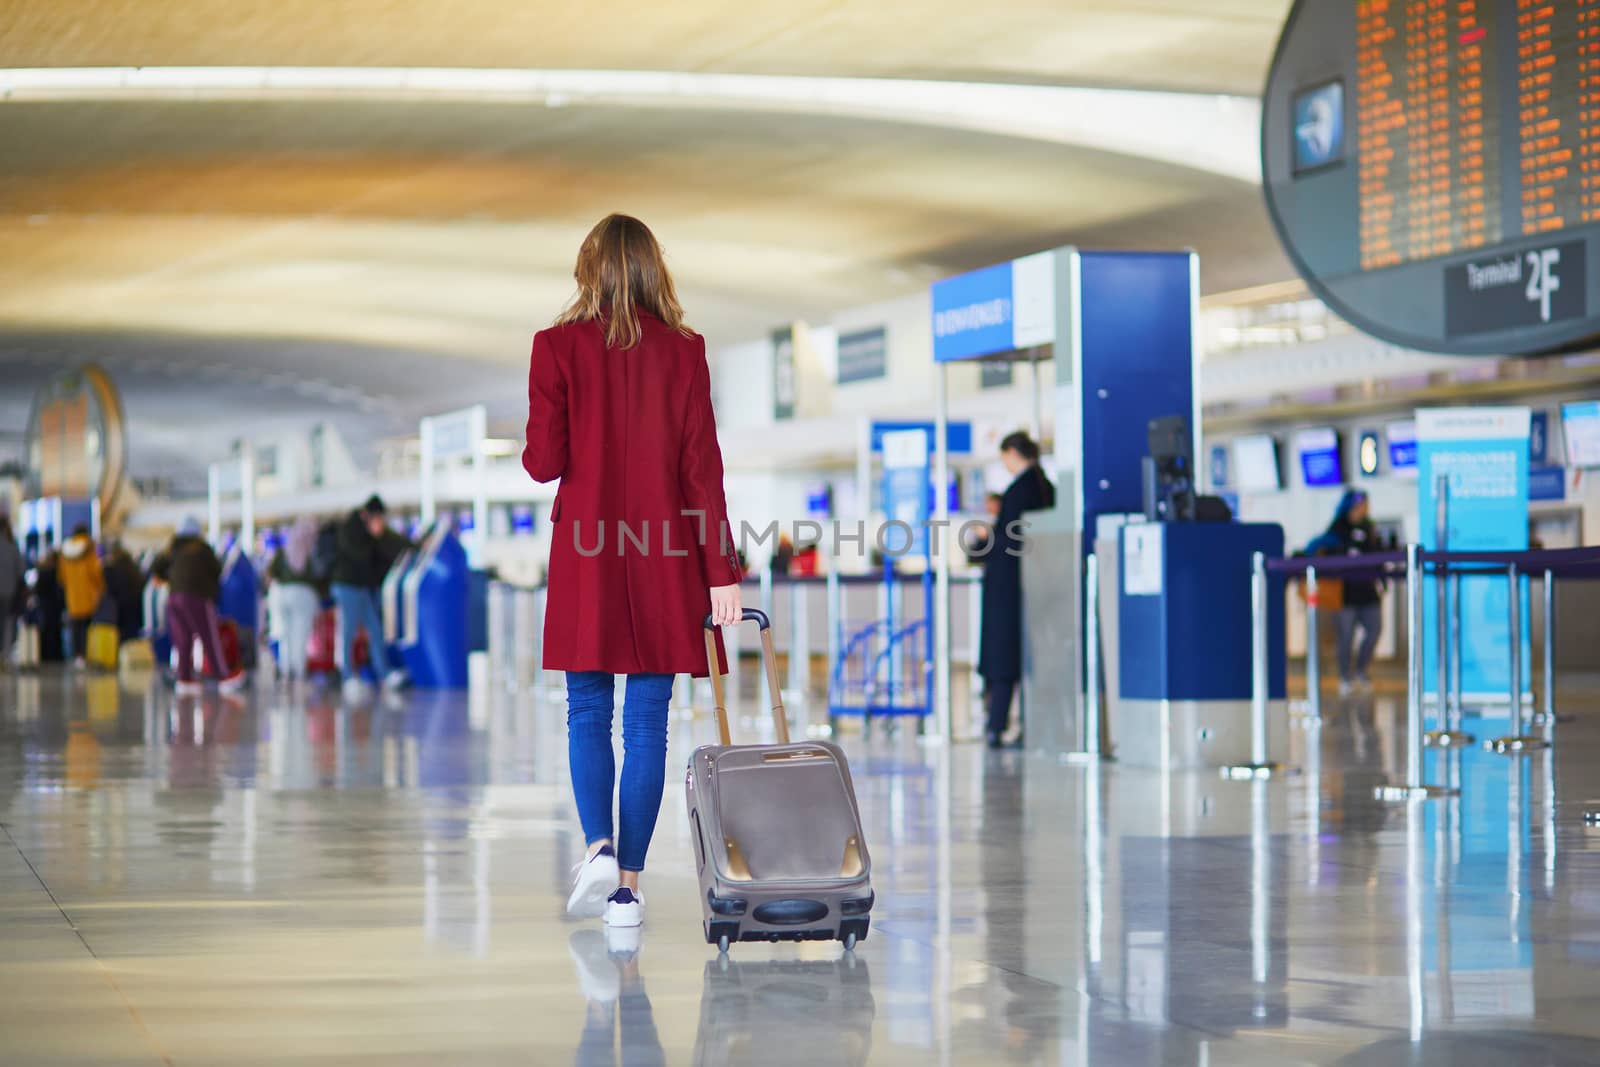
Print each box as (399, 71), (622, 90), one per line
(708, 583), (742, 627)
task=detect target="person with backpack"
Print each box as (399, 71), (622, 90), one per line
(330, 495), (389, 702)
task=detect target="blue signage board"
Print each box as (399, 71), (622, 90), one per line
(1294, 427), (1343, 487)
(1530, 410), (1549, 465)
(870, 420), (971, 454)
(1209, 443), (1230, 488)
(511, 505), (535, 534)
(836, 326), (888, 384)
(1529, 465), (1565, 502)
(1416, 408), (1531, 711)
(1387, 420), (1418, 473)
(931, 262), (1014, 362)
(931, 251), (1057, 362)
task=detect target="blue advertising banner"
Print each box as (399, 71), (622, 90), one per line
(1416, 407), (1531, 713)
(881, 429), (930, 558)
(870, 420), (971, 454)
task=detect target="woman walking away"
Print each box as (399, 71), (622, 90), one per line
(58, 525), (105, 668)
(978, 432), (1056, 750)
(270, 517), (323, 685)
(1310, 489), (1383, 695)
(154, 518), (246, 696)
(523, 214), (742, 929)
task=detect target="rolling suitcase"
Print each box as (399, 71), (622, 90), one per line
(688, 609), (874, 954)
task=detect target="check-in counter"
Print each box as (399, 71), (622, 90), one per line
(1115, 521), (1287, 769)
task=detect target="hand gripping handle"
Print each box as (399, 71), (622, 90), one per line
(702, 609), (788, 745)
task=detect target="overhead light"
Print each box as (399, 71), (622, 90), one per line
(0, 66), (1263, 183)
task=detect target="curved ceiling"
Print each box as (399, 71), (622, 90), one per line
(1, 1), (1289, 93)
(0, 0), (1294, 487)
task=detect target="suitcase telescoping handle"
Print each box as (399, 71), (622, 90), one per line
(703, 609), (790, 747)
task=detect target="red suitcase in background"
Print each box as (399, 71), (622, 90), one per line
(201, 618), (243, 677)
(305, 608), (370, 675)
(307, 610), (339, 675)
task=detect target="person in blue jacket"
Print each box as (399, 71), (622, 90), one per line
(1309, 489), (1383, 694)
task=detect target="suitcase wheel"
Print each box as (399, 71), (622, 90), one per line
(844, 933), (857, 952)
(717, 934), (730, 955)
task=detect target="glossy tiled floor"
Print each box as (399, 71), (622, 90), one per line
(4, 666), (1600, 1065)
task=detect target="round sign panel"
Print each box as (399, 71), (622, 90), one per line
(1263, 1), (1600, 356)
(24, 364), (127, 517)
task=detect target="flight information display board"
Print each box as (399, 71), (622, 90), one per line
(1263, 0), (1600, 355)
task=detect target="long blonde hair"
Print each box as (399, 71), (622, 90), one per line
(553, 214), (691, 350)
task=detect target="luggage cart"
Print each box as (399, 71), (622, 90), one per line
(827, 566), (933, 734)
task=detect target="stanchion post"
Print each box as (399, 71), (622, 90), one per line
(1489, 562), (1547, 753)
(1426, 550), (1474, 748)
(1449, 571), (1463, 725)
(1376, 544), (1456, 800)
(1066, 553), (1103, 764)
(1304, 566), (1322, 724)
(1530, 567), (1564, 726)
(1222, 551), (1281, 780)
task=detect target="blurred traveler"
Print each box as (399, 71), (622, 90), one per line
(269, 516), (323, 685)
(1312, 489), (1383, 694)
(102, 543), (145, 642)
(154, 518), (245, 696)
(978, 432), (1056, 750)
(0, 516), (22, 666)
(58, 524), (105, 668)
(32, 549), (66, 663)
(524, 213), (741, 929)
(331, 495), (389, 702)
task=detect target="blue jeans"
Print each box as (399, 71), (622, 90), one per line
(331, 582), (384, 682)
(567, 671), (675, 873)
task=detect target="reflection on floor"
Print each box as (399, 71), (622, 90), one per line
(3, 666), (1600, 1065)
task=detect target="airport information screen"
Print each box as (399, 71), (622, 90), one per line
(1263, 0), (1600, 355)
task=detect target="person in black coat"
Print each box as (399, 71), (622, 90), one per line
(103, 544), (146, 642)
(978, 431), (1056, 749)
(32, 549), (66, 663)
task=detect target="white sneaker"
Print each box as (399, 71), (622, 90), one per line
(567, 930), (620, 1004)
(219, 671), (249, 695)
(175, 680), (204, 697)
(341, 677), (370, 705)
(567, 844), (620, 918)
(604, 887), (644, 928)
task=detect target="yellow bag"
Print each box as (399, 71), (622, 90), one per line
(119, 638), (154, 671)
(87, 623), (120, 670)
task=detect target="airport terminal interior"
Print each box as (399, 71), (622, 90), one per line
(5, 2), (1600, 1064)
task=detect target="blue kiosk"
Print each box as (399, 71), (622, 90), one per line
(383, 520), (471, 689)
(929, 248), (1285, 764)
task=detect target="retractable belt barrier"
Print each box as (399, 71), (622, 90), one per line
(1240, 545), (1600, 802)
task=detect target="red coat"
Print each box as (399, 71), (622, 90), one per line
(523, 312), (741, 676)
